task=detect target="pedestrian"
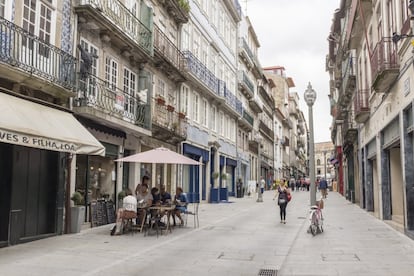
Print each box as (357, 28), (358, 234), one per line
(319, 177), (328, 198)
(260, 177), (265, 194)
(273, 182), (291, 224)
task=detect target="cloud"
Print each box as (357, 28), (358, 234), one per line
(245, 0), (340, 142)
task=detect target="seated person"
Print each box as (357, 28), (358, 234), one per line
(151, 187), (161, 206)
(112, 189), (137, 235)
(160, 185), (172, 205)
(173, 187), (188, 226)
(136, 183), (153, 225)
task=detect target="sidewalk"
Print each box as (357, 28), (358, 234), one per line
(278, 191), (414, 276)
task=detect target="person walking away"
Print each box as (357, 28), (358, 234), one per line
(319, 177), (328, 199)
(274, 182), (291, 224)
(260, 177), (265, 194)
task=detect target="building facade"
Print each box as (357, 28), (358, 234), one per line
(328, 0), (414, 237)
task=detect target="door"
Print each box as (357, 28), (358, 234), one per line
(9, 146), (58, 245)
(0, 143), (12, 247)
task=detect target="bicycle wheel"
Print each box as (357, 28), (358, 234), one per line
(310, 224), (317, 236)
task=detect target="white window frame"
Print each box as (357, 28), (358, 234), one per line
(201, 98), (208, 127)
(123, 67), (137, 114)
(1, 0), (12, 20)
(219, 111), (224, 136)
(182, 23), (190, 50)
(105, 56), (118, 91)
(192, 92), (199, 123)
(157, 78), (166, 98)
(181, 85), (190, 115)
(201, 37), (208, 65)
(79, 38), (99, 100)
(193, 28), (201, 59)
(211, 105), (217, 132)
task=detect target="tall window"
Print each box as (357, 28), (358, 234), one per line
(123, 68), (136, 114)
(181, 85), (190, 115)
(211, 106), (217, 131)
(201, 99), (208, 126)
(157, 78), (166, 97)
(218, 111), (224, 135)
(192, 92), (199, 122)
(23, 0), (53, 57)
(230, 119), (236, 141)
(193, 29), (201, 59)
(105, 56), (118, 91)
(79, 39), (98, 98)
(0, 0), (5, 17)
(210, 50), (217, 75)
(201, 38), (208, 65)
(182, 24), (190, 50)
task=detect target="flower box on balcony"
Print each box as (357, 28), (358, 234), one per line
(156, 96), (166, 105)
(178, 111), (186, 119)
(167, 105), (175, 112)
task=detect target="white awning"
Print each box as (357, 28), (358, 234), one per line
(0, 92), (105, 156)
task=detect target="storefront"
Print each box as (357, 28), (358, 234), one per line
(0, 92), (104, 247)
(183, 143), (209, 203)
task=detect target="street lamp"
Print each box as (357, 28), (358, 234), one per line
(304, 82), (317, 206)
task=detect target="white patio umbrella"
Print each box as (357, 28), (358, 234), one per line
(115, 147), (201, 165)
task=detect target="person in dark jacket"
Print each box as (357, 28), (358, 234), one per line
(319, 177), (328, 199)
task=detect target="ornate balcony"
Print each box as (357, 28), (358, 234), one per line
(238, 70), (254, 98)
(343, 116), (358, 145)
(75, 0), (153, 59)
(224, 86), (243, 116)
(152, 98), (187, 144)
(289, 105), (299, 118)
(239, 38), (254, 68)
(183, 50), (219, 97)
(259, 121), (274, 141)
(370, 38), (399, 92)
(157, 0), (189, 24)
(153, 24), (186, 82)
(342, 55), (356, 100)
(74, 74), (150, 131)
(239, 108), (254, 131)
(249, 95), (263, 113)
(0, 17), (76, 96)
(354, 89), (370, 123)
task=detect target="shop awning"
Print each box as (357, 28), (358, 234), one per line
(0, 92), (105, 156)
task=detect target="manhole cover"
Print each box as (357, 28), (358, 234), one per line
(258, 268), (277, 276)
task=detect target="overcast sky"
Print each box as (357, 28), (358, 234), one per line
(245, 0), (340, 143)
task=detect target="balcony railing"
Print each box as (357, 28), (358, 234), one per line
(183, 50), (218, 95)
(342, 55), (356, 96)
(370, 37), (399, 91)
(76, 74), (150, 129)
(259, 120), (274, 140)
(224, 87), (243, 116)
(242, 109), (254, 127)
(354, 89), (370, 123)
(77, 0), (152, 55)
(0, 17), (76, 91)
(152, 99), (187, 138)
(343, 116), (358, 144)
(154, 24), (184, 72)
(241, 38), (254, 61)
(234, 0), (242, 18)
(238, 70), (254, 96)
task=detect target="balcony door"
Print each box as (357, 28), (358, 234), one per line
(78, 39), (98, 104)
(21, 0), (54, 75)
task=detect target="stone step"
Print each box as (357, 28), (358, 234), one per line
(392, 214), (404, 225)
(385, 219), (405, 234)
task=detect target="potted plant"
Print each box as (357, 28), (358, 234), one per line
(178, 110), (186, 119)
(167, 104), (175, 112)
(70, 192), (85, 233)
(156, 96), (166, 105)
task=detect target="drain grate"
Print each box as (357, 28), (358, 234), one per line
(258, 269), (277, 276)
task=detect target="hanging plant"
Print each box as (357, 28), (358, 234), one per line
(156, 96), (166, 105)
(167, 104), (175, 112)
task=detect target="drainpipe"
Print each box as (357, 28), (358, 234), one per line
(64, 153), (73, 234)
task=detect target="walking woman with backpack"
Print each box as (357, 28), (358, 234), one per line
(273, 180), (291, 224)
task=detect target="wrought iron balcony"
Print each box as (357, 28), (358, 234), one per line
(343, 116), (358, 145)
(259, 120), (274, 140)
(152, 98), (187, 143)
(153, 24), (186, 81)
(183, 50), (219, 96)
(370, 38), (399, 92)
(242, 109), (254, 127)
(75, 0), (152, 56)
(249, 95), (263, 113)
(75, 74), (150, 129)
(224, 87), (243, 116)
(0, 17), (76, 93)
(341, 55), (356, 99)
(354, 89), (370, 123)
(239, 38), (254, 65)
(238, 70), (254, 98)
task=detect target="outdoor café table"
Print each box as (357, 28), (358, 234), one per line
(148, 205), (175, 234)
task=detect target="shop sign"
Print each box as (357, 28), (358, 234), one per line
(0, 129), (76, 152)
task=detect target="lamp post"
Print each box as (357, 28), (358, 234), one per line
(304, 82), (317, 206)
(323, 150), (327, 181)
(257, 135), (263, 202)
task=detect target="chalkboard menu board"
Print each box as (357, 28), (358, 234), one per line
(91, 200), (114, 227)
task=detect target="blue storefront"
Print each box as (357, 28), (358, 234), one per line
(182, 143), (209, 203)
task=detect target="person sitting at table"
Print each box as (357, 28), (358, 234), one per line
(173, 187), (188, 226)
(112, 188), (137, 235)
(136, 183), (153, 225)
(160, 185), (172, 204)
(151, 187), (161, 206)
